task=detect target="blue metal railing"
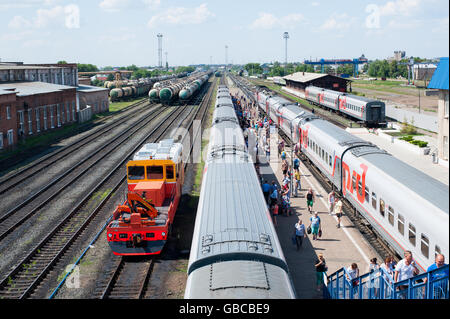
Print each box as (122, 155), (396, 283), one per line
(326, 265), (449, 299)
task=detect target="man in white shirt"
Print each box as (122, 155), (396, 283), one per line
(394, 250), (419, 298)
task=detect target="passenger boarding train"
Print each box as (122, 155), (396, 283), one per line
(185, 85), (296, 299)
(255, 89), (448, 272)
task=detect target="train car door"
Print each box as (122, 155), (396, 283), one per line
(333, 154), (342, 191)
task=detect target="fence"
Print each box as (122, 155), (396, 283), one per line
(326, 265), (449, 299)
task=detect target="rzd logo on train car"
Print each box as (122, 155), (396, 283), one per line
(342, 162), (368, 204)
(299, 126), (309, 149)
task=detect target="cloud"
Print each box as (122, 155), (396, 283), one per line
(7, 5), (80, 29)
(378, 0), (422, 16)
(320, 13), (356, 30)
(250, 12), (305, 30)
(0, 0), (61, 10)
(311, 1), (320, 6)
(99, 0), (130, 12)
(147, 3), (214, 28)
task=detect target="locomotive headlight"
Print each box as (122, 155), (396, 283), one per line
(108, 233), (112, 238)
(162, 232), (166, 237)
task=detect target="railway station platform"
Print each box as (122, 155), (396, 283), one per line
(252, 129), (382, 299)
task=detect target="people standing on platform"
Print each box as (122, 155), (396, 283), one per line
(262, 180), (271, 203)
(306, 188), (315, 214)
(294, 218), (306, 250)
(394, 250), (419, 298)
(309, 212), (321, 240)
(294, 169), (301, 197)
(347, 263), (360, 296)
(315, 254), (327, 291)
(293, 156), (300, 171)
(281, 158), (289, 176)
(334, 198), (343, 228)
(328, 191), (335, 215)
(278, 140), (284, 158)
(265, 143), (270, 160)
(269, 183), (279, 209)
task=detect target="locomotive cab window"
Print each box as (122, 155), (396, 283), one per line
(421, 234), (429, 259)
(128, 166), (145, 180)
(166, 165), (175, 180)
(409, 223), (416, 246)
(147, 166), (164, 180)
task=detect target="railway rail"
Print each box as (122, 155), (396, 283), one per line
(87, 78), (217, 299)
(0, 104), (188, 299)
(0, 105), (167, 243)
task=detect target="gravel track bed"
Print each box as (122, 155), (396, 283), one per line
(0, 106), (158, 214)
(0, 109), (171, 281)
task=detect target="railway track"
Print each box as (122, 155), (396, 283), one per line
(87, 78), (217, 300)
(235, 76), (399, 264)
(0, 104), (189, 299)
(0, 98), (151, 181)
(0, 105), (167, 243)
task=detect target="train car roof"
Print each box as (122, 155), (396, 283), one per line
(132, 139), (182, 161)
(191, 161), (284, 267)
(363, 153), (449, 214)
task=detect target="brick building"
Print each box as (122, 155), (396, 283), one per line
(0, 82), (77, 150)
(77, 85), (109, 113)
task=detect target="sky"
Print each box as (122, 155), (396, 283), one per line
(1, 0), (449, 67)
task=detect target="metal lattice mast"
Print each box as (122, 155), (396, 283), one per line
(225, 45), (228, 66)
(157, 33), (163, 68)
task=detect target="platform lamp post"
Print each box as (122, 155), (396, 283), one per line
(283, 32), (289, 72)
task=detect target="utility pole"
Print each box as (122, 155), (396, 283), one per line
(225, 45), (228, 66)
(165, 52), (168, 71)
(283, 32), (289, 72)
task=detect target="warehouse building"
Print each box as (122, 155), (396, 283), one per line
(0, 82), (77, 150)
(283, 72), (351, 93)
(0, 62), (78, 86)
(77, 85), (109, 113)
(428, 57), (449, 165)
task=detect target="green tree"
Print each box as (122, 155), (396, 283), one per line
(77, 63), (99, 72)
(57, 60), (68, 64)
(244, 63), (263, 76)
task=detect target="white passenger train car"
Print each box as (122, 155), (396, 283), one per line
(257, 90), (448, 271)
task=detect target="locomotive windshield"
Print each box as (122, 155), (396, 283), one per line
(128, 166), (145, 180)
(147, 166), (164, 180)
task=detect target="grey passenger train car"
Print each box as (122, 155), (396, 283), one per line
(185, 86), (296, 299)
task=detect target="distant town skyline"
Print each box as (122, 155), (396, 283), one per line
(1, 0), (448, 67)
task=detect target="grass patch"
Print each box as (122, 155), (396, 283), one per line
(108, 97), (146, 113)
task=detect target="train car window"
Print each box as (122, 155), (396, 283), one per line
(398, 214), (405, 235)
(379, 198), (385, 217)
(166, 165), (175, 180)
(372, 192), (377, 209)
(352, 176), (357, 192)
(388, 206), (394, 225)
(128, 166), (145, 180)
(358, 180), (363, 197)
(409, 223), (416, 246)
(329, 155), (332, 167)
(421, 234), (429, 259)
(147, 166), (164, 180)
(365, 186), (370, 203)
